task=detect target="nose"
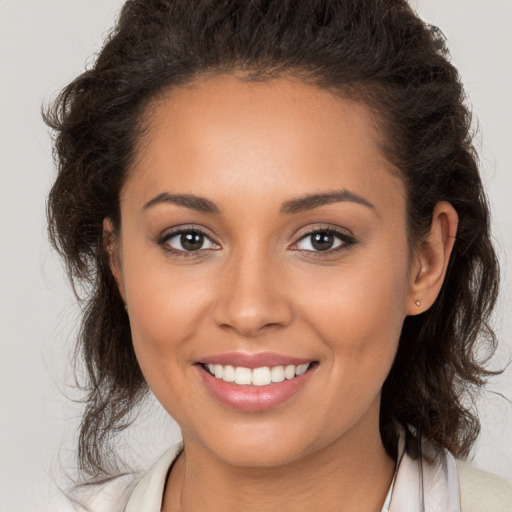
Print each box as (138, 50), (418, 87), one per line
(212, 248), (294, 338)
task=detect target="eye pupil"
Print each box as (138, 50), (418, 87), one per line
(181, 232), (204, 251)
(311, 232), (334, 251)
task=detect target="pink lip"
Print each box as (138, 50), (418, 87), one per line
(196, 355), (317, 412)
(198, 351), (313, 369)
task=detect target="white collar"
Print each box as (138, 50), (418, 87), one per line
(388, 433), (461, 512)
(125, 443), (183, 512)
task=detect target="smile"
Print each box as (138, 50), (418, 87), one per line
(197, 355), (318, 412)
(203, 362), (311, 386)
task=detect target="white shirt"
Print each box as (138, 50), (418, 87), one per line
(65, 435), (512, 512)
(124, 434), (463, 512)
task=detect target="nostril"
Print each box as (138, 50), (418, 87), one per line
(212, 290), (295, 337)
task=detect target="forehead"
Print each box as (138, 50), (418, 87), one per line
(125, 74), (404, 213)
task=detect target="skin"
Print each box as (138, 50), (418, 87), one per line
(106, 75), (458, 512)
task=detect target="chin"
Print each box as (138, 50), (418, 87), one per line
(189, 416), (335, 469)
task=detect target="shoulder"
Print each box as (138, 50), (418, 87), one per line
(56, 443), (184, 512)
(456, 460), (512, 512)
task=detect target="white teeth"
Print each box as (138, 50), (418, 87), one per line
(205, 362), (312, 386)
(295, 363), (309, 376)
(222, 365), (235, 382)
(214, 364), (224, 379)
(284, 365), (296, 380)
(270, 366), (285, 383)
(234, 367), (252, 385)
(252, 367), (272, 386)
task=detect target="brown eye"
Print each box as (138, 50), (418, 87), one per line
(293, 228), (355, 253)
(310, 232), (336, 251)
(162, 229), (219, 252)
(180, 232), (204, 251)
(296, 231), (343, 252)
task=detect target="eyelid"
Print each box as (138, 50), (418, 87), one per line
(289, 225), (356, 252)
(157, 225), (220, 254)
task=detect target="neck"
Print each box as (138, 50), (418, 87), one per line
(163, 411), (395, 512)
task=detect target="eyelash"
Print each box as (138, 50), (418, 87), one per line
(157, 227), (219, 258)
(291, 227), (356, 255)
(157, 225), (356, 258)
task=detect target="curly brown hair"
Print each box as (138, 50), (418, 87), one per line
(44, 0), (499, 478)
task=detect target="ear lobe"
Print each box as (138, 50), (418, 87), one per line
(103, 218), (126, 303)
(406, 201), (458, 316)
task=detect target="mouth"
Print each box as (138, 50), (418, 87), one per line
(195, 355), (318, 411)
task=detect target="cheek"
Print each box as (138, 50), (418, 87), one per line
(121, 247), (214, 381)
(293, 251), (410, 434)
(295, 246), (410, 371)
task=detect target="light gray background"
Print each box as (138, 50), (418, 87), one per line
(1, 1), (511, 510)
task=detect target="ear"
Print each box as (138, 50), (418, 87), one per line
(406, 201), (458, 315)
(103, 218), (127, 303)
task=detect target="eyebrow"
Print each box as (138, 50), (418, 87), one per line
(280, 190), (375, 214)
(142, 189), (375, 215)
(143, 193), (221, 214)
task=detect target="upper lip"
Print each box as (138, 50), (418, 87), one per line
(198, 351), (314, 369)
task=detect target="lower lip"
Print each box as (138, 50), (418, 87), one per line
(197, 365), (316, 412)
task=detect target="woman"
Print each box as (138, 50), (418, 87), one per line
(45, 0), (512, 510)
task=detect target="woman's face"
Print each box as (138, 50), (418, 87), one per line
(113, 75), (419, 467)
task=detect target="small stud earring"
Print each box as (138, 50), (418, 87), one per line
(415, 300), (421, 307)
